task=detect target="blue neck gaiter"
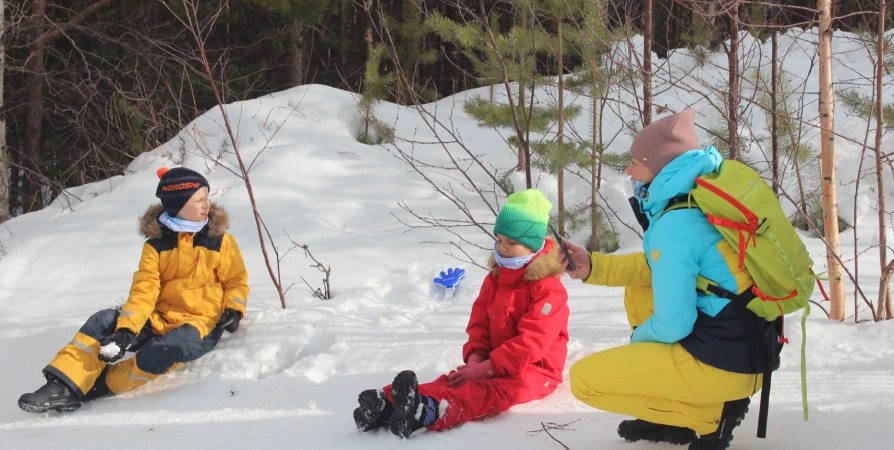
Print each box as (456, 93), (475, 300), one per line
(493, 241), (544, 270)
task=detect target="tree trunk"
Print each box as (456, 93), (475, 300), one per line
(708, 0), (718, 23)
(886, 285), (893, 320)
(818, 0), (847, 320)
(643, 0), (653, 126)
(557, 19), (566, 235)
(726, 0), (740, 160)
(590, 59), (601, 252)
(478, 0), (531, 189)
(0, 0), (8, 222)
(794, 155), (808, 223)
(23, 0), (46, 213)
(287, 20), (307, 88)
(340, 0), (347, 68)
(770, 21), (779, 194)
(364, 0), (374, 45)
(525, 79), (534, 189)
(517, 10), (527, 173)
(875, 1), (892, 321)
(878, 261), (894, 322)
(598, 99), (606, 192)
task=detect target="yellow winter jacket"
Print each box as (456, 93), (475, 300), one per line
(117, 203), (250, 338)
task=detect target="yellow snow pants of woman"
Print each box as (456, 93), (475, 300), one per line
(570, 252), (762, 435)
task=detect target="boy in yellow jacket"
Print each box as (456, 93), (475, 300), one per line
(18, 167), (250, 413)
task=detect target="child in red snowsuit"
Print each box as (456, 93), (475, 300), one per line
(353, 188), (569, 438)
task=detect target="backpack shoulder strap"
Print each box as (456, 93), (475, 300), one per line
(656, 193), (699, 222)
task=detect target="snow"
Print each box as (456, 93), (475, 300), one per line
(438, 399), (450, 421)
(2, 28), (894, 449)
(99, 343), (121, 360)
(415, 402), (425, 421)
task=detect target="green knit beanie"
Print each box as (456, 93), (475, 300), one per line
(493, 188), (553, 251)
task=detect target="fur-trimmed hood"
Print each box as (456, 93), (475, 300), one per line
(139, 202), (229, 239)
(487, 238), (564, 282)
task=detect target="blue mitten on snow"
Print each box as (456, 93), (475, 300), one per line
(433, 268), (466, 290)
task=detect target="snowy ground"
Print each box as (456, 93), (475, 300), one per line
(2, 28), (894, 449)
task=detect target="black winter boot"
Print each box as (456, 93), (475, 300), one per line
(618, 419), (698, 445)
(354, 389), (393, 432)
(689, 398), (751, 450)
(18, 374), (82, 413)
(388, 370), (439, 438)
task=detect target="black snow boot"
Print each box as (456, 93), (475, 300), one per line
(689, 398), (751, 450)
(354, 389), (393, 432)
(18, 374), (82, 413)
(389, 370), (439, 438)
(618, 419), (698, 445)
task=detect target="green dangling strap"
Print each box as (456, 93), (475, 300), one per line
(813, 270), (831, 281)
(800, 301), (810, 421)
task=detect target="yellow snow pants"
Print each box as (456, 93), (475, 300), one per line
(570, 252), (762, 435)
(45, 308), (219, 398)
(46, 331), (171, 397)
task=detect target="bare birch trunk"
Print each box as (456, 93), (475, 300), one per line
(557, 19), (566, 235)
(875, 1), (892, 320)
(643, 0), (653, 126)
(726, 0), (740, 160)
(771, 21), (779, 194)
(591, 59), (600, 252)
(818, 0), (847, 319)
(517, 10), (527, 173)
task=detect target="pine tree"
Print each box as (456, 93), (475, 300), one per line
(756, 66), (845, 236)
(357, 43), (396, 145)
(427, 7), (551, 179)
(384, 0), (440, 103)
(515, 0), (589, 234)
(565, 0), (627, 251)
(683, 1), (722, 67)
(241, 0), (339, 88)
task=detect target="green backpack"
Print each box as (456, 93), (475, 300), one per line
(687, 160), (816, 320)
(664, 159), (819, 436)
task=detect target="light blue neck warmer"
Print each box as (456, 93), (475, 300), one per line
(159, 211), (208, 233)
(493, 241), (544, 270)
(631, 179), (649, 199)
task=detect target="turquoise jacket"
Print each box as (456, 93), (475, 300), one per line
(630, 147), (747, 345)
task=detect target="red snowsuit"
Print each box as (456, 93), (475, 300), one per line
(384, 239), (569, 430)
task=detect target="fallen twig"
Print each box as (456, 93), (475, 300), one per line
(526, 419), (579, 449)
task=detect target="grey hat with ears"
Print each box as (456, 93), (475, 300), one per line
(629, 108), (700, 175)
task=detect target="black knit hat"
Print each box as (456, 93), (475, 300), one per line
(155, 167), (210, 217)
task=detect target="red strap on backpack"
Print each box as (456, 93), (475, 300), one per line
(695, 177), (801, 345)
(751, 285), (797, 344)
(816, 278), (831, 301)
(696, 178), (760, 269)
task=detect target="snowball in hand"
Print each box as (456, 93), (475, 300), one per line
(100, 342), (121, 359)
